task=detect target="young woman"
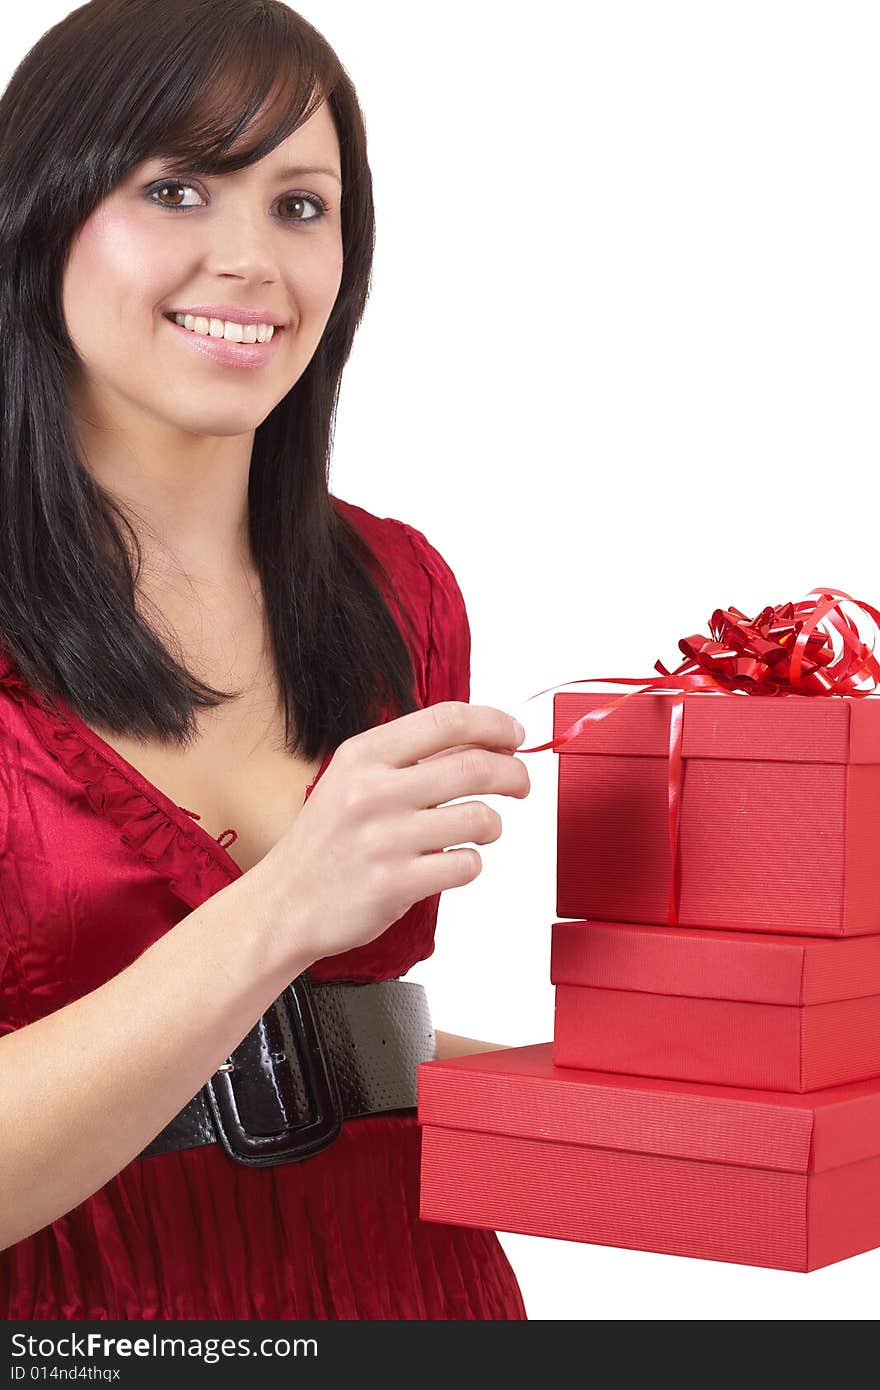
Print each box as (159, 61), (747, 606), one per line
(0, 0), (530, 1319)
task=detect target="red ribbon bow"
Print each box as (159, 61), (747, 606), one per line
(516, 586), (880, 925)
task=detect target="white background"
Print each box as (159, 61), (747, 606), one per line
(9, 0), (880, 1320)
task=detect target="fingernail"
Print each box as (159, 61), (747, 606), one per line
(514, 719), (526, 745)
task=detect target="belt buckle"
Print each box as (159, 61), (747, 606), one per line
(204, 972), (343, 1167)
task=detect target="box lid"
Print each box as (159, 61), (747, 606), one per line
(550, 919), (880, 1005)
(552, 690), (880, 763)
(417, 1043), (880, 1174)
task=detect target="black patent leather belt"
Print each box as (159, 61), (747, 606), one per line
(136, 976), (435, 1169)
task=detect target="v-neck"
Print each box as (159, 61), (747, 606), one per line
(27, 680), (335, 886)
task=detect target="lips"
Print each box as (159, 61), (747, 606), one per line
(162, 312), (286, 369)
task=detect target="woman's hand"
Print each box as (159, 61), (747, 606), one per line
(433, 1031), (511, 1060)
(252, 701), (530, 973)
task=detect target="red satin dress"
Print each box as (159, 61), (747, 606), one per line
(0, 497), (527, 1321)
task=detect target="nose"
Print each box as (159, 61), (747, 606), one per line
(198, 203), (287, 285)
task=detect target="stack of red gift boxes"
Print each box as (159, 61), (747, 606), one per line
(418, 687), (880, 1271)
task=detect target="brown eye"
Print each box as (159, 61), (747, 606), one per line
(277, 193), (327, 223)
(147, 179), (203, 210)
(146, 179), (328, 225)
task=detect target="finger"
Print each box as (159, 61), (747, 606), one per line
(407, 845), (483, 897)
(416, 740), (522, 766)
(362, 702), (524, 769)
(406, 801), (503, 854)
(401, 746), (531, 809)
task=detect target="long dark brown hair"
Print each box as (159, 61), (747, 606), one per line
(0, 0), (419, 759)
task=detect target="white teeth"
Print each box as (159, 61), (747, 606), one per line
(173, 313), (276, 343)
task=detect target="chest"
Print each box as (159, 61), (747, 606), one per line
(88, 703), (325, 875)
(85, 586), (326, 876)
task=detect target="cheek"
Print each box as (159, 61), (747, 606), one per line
(296, 239), (344, 316)
(64, 205), (181, 340)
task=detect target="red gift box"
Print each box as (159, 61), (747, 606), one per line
(417, 1043), (880, 1272)
(551, 919), (880, 1091)
(554, 690), (880, 936)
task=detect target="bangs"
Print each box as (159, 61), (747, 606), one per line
(129, 6), (340, 177)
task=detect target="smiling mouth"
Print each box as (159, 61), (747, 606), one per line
(162, 312), (287, 342)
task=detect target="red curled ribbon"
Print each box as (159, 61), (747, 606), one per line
(515, 586), (880, 926)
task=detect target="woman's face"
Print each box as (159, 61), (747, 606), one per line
(61, 100), (344, 441)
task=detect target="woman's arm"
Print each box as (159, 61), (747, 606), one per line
(0, 872), (315, 1251)
(433, 1029), (510, 1060)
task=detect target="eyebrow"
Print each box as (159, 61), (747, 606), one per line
(273, 164), (342, 184)
(149, 157), (342, 186)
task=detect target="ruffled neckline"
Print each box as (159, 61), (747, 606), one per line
(0, 644), (333, 911)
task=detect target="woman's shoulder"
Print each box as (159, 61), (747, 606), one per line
(331, 494), (466, 619)
(332, 495), (471, 705)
